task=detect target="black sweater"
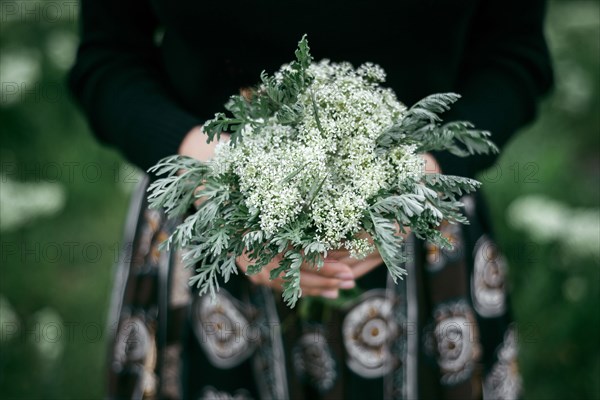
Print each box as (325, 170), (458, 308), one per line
(68, 0), (553, 177)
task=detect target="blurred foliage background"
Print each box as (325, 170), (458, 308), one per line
(0, 0), (598, 398)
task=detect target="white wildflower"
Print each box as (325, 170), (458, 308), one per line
(211, 60), (414, 243)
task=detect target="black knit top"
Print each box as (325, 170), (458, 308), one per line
(68, 0), (553, 176)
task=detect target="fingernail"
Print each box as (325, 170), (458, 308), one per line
(338, 280), (356, 289)
(334, 272), (354, 280)
(321, 289), (339, 299)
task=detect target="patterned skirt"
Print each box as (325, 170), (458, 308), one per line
(106, 176), (521, 400)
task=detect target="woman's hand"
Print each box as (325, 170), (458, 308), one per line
(236, 252), (356, 299)
(179, 125), (229, 207)
(178, 125), (230, 162)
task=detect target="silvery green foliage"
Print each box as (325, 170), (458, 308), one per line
(148, 35), (497, 308)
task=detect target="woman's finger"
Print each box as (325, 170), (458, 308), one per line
(302, 287), (339, 299)
(300, 271), (355, 290)
(248, 270), (347, 299)
(241, 253), (355, 298)
(301, 259), (354, 280)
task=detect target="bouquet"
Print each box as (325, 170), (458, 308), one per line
(148, 36), (497, 308)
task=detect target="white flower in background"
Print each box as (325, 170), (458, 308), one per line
(564, 210), (600, 259)
(31, 307), (65, 366)
(0, 296), (20, 343)
(0, 48), (41, 105)
(507, 194), (600, 260)
(0, 176), (66, 232)
(45, 30), (78, 71)
(507, 195), (567, 242)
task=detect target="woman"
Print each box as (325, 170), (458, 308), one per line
(68, 0), (553, 399)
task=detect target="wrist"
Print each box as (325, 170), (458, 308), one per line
(178, 125), (230, 162)
(423, 153), (441, 174)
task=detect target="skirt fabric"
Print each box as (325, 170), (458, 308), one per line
(106, 176), (521, 400)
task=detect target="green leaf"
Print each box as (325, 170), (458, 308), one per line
(375, 93), (498, 158)
(281, 251), (304, 308)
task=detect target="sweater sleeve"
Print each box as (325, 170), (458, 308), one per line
(430, 0), (554, 179)
(68, 0), (203, 171)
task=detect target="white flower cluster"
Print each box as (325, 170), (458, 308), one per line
(149, 36), (495, 307)
(212, 60), (425, 249)
(508, 195), (600, 260)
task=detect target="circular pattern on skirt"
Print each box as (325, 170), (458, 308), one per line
(471, 235), (507, 318)
(424, 300), (481, 385)
(113, 316), (152, 365)
(192, 289), (257, 369)
(342, 290), (398, 378)
(292, 330), (337, 393)
(483, 325), (522, 399)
